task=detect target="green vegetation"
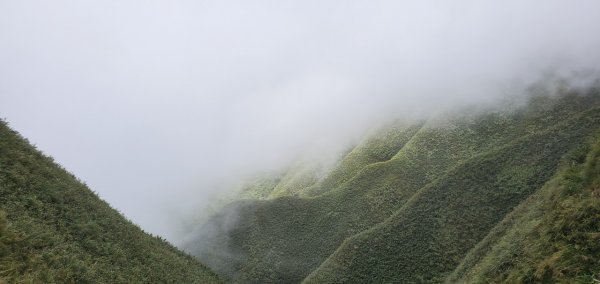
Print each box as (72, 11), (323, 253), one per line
(188, 90), (600, 283)
(4, 88), (597, 283)
(305, 108), (600, 283)
(447, 134), (600, 283)
(0, 122), (221, 283)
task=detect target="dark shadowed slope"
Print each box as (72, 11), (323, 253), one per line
(188, 89), (600, 283)
(0, 122), (221, 283)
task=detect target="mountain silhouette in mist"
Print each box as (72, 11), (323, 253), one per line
(187, 87), (600, 283)
(2, 85), (600, 283)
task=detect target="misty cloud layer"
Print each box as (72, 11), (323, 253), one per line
(1, 0), (600, 243)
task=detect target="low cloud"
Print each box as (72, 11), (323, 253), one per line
(1, 0), (600, 243)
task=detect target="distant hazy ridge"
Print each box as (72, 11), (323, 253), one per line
(190, 89), (600, 283)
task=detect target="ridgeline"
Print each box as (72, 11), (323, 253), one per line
(189, 88), (600, 283)
(0, 121), (221, 283)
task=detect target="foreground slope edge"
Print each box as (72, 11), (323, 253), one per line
(0, 122), (222, 283)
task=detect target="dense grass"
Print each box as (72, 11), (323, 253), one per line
(447, 135), (600, 283)
(313, 122), (425, 195)
(0, 122), (221, 283)
(188, 90), (600, 283)
(305, 107), (600, 283)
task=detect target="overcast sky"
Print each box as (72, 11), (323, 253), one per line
(2, 0), (600, 243)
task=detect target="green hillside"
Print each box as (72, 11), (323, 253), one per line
(187, 89), (600, 283)
(447, 130), (600, 283)
(0, 122), (221, 283)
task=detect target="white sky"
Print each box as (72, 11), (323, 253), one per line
(1, 0), (600, 243)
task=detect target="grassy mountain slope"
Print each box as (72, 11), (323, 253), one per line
(0, 122), (221, 283)
(268, 163), (322, 198)
(189, 90), (600, 283)
(310, 122), (424, 196)
(304, 107), (600, 283)
(447, 134), (600, 283)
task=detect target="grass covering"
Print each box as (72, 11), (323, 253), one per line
(447, 134), (600, 283)
(0, 121), (221, 283)
(188, 90), (600, 283)
(305, 107), (600, 283)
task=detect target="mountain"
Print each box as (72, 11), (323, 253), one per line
(187, 87), (600, 283)
(4, 86), (598, 284)
(447, 126), (600, 283)
(0, 122), (221, 283)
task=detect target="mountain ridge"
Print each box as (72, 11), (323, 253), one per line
(188, 89), (600, 283)
(0, 121), (222, 283)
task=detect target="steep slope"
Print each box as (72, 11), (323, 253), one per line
(237, 122), (425, 200)
(0, 122), (221, 283)
(304, 107), (600, 283)
(309, 122), (425, 196)
(447, 134), (600, 283)
(188, 90), (600, 283)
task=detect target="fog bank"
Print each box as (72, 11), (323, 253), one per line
(1, 0), (600, 243)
